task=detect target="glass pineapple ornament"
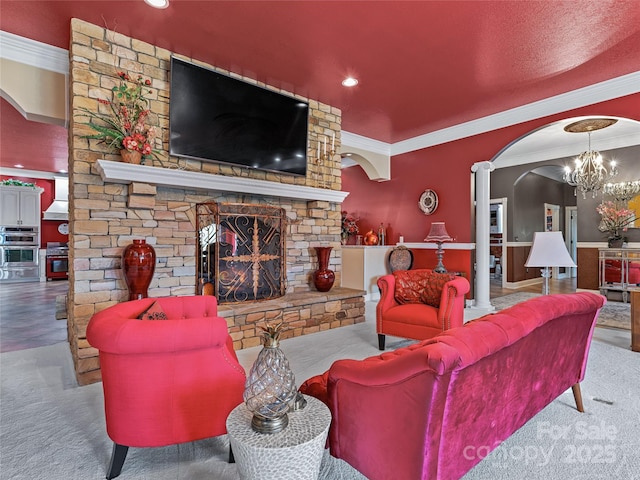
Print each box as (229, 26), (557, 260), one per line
(243, 321), (297, 433)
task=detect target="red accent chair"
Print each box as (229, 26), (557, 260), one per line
(376, 269), (470, 350)
(86, 296), (246, 479)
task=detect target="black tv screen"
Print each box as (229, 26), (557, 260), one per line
(169, 57), (309, 176)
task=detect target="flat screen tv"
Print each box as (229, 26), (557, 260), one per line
(169, 57), (309, 176)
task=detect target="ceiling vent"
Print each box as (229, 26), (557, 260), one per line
(43, 176), (68, 221)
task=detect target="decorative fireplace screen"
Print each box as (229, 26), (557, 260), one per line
(196, 203), (286, 303)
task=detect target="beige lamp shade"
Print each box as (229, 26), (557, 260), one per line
(525, 231), (576, 268)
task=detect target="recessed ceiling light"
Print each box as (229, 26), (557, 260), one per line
(342, 77), (358, 87)
(58, 169), (67, 173)
(14, 164), (24, 168)
(144, 0), (169, 9)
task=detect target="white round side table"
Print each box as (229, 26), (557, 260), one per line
(226, 395), (331, 480)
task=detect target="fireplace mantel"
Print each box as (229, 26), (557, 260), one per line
(96, 160), (350, 203)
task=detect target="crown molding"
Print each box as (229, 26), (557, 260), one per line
(0, 30), (68, 74)
(0, 167), (62, 180)
(341, 131), (391, 156)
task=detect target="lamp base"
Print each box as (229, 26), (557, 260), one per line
(540, 267), (552, 295)
(434, 242), (447, 273)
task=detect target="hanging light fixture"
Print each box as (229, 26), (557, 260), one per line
(562, 118), (618, 199)
(603, 180), (640, 202)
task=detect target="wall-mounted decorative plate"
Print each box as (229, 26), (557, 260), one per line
(57, 223), (69, 235)
(418, 189), (438, 215)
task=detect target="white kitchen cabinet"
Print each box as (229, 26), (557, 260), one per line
(0, 185), (43, 227)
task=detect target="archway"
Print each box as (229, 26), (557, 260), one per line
(472, 116), (640, 309)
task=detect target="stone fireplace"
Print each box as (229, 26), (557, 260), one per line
(68, 19), (365, 385)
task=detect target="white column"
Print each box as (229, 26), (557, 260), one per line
(470, 161), (495, 312)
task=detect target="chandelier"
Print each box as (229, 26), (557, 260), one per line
(562, 119), (618, 198)
(603, 180), (640, 202)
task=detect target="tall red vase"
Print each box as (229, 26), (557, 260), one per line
(122, 239), (156, 300)
(313, 246), (335, 292)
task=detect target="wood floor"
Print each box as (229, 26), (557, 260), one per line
(0, 279), (69, 353)
(490, 276), (577, 298)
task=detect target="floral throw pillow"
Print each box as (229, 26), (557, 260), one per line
(137, 301), (168, 320)
(393, 270), (431, 304)
(420, 272), (456, 307)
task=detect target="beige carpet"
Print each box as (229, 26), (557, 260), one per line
(491, 292), (631, 330)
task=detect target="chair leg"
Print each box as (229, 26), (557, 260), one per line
(572, 383), (585, 413)
(106, 443), (129, 479)
(378, 334), (386, 351)
(228, 444), (235, 463)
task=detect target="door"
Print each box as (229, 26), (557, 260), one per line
(544, 203), (561, 279)
(565, 206), (578, 278)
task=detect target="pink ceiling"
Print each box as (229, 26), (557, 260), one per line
(1, 0), (639, 173)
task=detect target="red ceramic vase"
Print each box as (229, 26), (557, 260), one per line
(313, 246), (335, 292)
(122, 239), (156, 300)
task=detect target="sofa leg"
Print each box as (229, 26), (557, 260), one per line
(572, 383), (584, 413)
(378, 334), (386, 351)
(106, 443), (129, 479)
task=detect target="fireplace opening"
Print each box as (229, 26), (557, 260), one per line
(197, 202), (286, 303)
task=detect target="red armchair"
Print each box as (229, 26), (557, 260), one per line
(86, 296), (246, 479)
(376, 269), (469, 350)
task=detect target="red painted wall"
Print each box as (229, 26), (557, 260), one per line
(342, 93), (640, 248)
(1, 175), (69, 245)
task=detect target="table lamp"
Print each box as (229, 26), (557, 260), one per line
(525, 231), (576, 295)
(425, 222), (452, 273)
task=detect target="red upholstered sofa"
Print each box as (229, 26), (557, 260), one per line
(300, 292), (605, 480)
(604, 259), (640, 284)
(376, 269), (470, 350)
(86, 296), (246, 479)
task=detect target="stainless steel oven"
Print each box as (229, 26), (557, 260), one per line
(0, 245), (40, 280)
(0, 227), (38, 245)
(0, 227), (40, 282)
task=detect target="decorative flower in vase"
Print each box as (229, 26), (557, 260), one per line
(596, 201), (636, 245)
(79, 71), (158, 162)
(341, 211), (359, 243)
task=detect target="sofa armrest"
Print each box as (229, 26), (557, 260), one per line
(376, 274), (399, 330)
(437, 276), (470, 329)
(299, 372), (330, 405)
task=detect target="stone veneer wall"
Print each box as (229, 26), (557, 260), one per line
(68, 19), (354, 385)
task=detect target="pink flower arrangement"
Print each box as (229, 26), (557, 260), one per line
(80, 71), (157, 159)
(596, 201), (636, 239)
